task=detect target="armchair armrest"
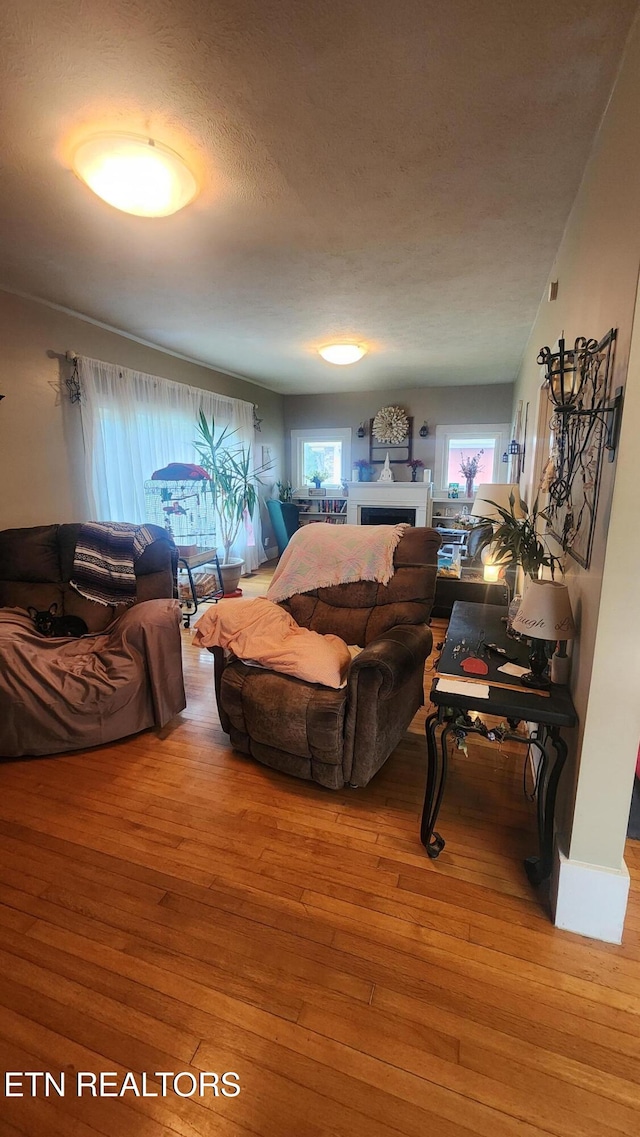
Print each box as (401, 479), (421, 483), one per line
(348, 623), (433, 700)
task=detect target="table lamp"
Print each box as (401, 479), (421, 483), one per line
(471, 483), (524, 524)
(511, 580), (576, 688)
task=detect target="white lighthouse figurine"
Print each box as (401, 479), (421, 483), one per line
(378, 453), (394, 482)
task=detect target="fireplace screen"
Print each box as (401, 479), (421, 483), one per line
(360, 506), (416, 526)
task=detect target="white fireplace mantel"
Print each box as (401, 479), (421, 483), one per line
(346, 481), (433, 526)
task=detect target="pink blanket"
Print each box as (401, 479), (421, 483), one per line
(192, 597), (352, 688)
(266, 522), (407, 604)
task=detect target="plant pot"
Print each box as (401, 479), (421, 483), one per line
(219, 558), (244, 595)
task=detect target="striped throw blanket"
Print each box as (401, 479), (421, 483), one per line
(70, 523), (158, 607)
(267, 522), (407, 604)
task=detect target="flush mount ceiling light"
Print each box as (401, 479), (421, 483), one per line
(318, 344), (367, 365)
(72, 133), (198, 217)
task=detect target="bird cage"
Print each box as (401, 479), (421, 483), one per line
(144, 479), (217, 551)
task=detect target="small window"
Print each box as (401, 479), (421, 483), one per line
(291, 428), (352, 489)
(435, 423), (510, 496)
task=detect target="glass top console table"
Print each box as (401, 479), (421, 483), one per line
(422, 601), (577, 885)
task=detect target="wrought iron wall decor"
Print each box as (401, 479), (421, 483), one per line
(65, 355), (83, 403)
(538, 328), (621, 568)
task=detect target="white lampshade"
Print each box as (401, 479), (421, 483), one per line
(511, 580), (576, 641)
(318, 344), (367, 365)
(471, 483), (524, 523)
(73, 133), (199, 217)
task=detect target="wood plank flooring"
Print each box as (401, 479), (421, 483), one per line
(0, 563), (639, 1136)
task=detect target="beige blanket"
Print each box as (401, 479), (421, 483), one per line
(193, 597), (352, 688)
(266, 522), (407, 604)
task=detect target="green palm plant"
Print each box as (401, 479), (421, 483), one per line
(195, 411), (272, 564)
(475, 493), (561, 580)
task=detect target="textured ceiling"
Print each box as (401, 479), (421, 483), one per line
(0, 0), (636, 393)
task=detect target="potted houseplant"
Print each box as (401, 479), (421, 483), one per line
(353, 458), (373, 482)
(474, 492), (561, 581)
(195, 411), (271, 592)
(406, 458), (424, 483)
(277, 480), (294, 502)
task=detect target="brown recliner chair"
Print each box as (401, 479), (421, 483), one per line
(0, 523), (186, 757)
(213, 527), (440, 789)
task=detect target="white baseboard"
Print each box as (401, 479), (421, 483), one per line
(551, 846), (630, 943)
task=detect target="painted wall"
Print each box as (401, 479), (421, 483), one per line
(513, 14), (640, 877)
(0, 291), (285, 548)
(284, 383), (514, 481)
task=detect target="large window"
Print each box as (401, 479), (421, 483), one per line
(434, 423), (510, 494)
(290, 428), (352, 489)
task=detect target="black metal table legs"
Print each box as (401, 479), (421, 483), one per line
(420, 714), (567, 885)
(421, 709), (447, 857)
(523, 726), (568, 886)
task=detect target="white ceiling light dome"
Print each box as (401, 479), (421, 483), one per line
(318, 343), (367, 365)
(72, 132), (199, 217)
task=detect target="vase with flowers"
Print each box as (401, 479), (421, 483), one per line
(353, 458), (373, 482)
(307, 468), (328, 489)
(406, 458), (424, 483)
(459, 450), (484, 499)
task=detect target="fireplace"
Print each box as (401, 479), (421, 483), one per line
(346, 482), (432, 527)
(360, 506), (416, 526)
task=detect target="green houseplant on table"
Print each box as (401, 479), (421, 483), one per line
(195, 411), (271, 593)
(474, 491), (564, 681)
(474, 492), (561, 582)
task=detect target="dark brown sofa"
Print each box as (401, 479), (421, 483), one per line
(0, 523), (177, 631)
(213, 526), (440, 789)
(0, 523), (186, 757)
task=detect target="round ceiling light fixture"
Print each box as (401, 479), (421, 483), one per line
(72, 132), (198, 217)
(318, 343), (367, 365)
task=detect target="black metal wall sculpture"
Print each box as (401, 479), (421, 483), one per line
(537, 328), (621, 568)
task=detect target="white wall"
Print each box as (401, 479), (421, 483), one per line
(513, 14), (640, 933)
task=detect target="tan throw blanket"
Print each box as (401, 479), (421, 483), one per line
(193, 597), (353, 688)
(266, 522), (407, 604)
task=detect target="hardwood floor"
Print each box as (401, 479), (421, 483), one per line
(1, 563), (639, 1136)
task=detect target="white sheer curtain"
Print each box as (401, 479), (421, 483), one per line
(78, 356), (264, 572)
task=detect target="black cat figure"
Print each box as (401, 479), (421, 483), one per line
(28, 603), (88, 638)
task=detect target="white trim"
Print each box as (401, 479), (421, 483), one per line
(434, 422), (510, 492)
(290, 427), (352, 488)
(550, 845), (630, 943)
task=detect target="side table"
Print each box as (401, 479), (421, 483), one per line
(422, 601), (577, 885)
(177, 549), (224, 628)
